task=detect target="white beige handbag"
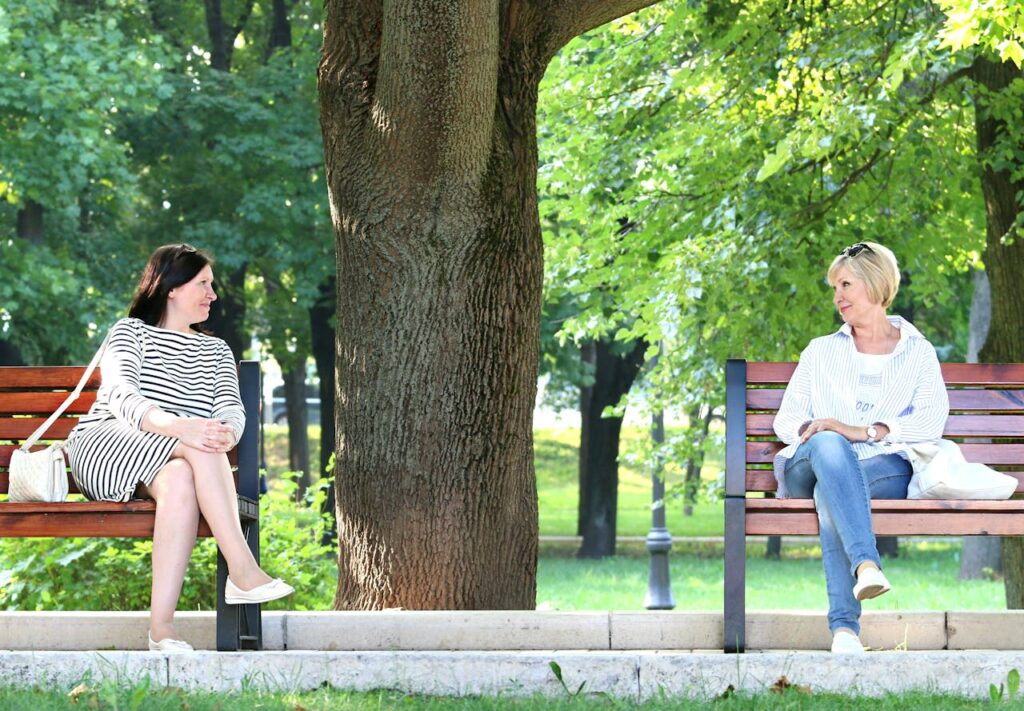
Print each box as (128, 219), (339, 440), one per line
(8, 340), (106, 503)
(908, 439), (1018, 500)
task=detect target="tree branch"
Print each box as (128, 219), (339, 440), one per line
(533, 0), (664, 65)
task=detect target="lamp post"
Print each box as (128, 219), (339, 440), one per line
(644, 407), (675, 609)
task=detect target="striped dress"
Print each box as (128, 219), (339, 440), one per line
(66, 317), (245, 502)
(772, 316), (949, 498)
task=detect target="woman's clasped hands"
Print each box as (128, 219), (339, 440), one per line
(175, 417), (235, 452)
(800, 418), (860, 444)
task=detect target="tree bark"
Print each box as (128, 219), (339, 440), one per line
(310, 275), (337, 545)
(972, 56), (1024, 608)
(577, 338), (646, 558)
(319, 0), (660, 609)
(282, 358), (311, 497)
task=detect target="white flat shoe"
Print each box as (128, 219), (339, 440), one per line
(148, 632), (193, 652)
(831, 630), (865, 654)
(853, 566), (891, 601)
(225, 576), (294, 605)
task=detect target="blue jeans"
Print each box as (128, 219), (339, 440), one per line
(783, 431), (912, 635)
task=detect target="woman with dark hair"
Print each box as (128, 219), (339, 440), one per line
(66, 244), (292, 652)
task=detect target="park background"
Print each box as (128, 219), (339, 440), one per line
(1, 0), (1023, 617)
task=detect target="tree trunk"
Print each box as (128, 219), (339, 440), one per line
(17, 199), (44, 244)
(310, 275), (337, 544)
(282, 359), (311, 497)
(682, 406), (715, 517)
(972, 56), (1024, 608)
(319, 2), (536, 610)
(961, 267), (1001, 579)
(205, 265), (248, 361)
(577, 339), (646, 558)
(267, 0), (292, 57)
(318, 0), (660, 610)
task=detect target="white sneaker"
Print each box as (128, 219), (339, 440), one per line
(853, 566), (891, 601)
(831, 630), (865, 654)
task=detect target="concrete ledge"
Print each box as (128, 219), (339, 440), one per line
(948, 611), (1024, 650)
(0, 610), (1018, 652)
(0, 612), (286, 651)
(1, 650), (1023, 699)
(286, 611), (610, 651)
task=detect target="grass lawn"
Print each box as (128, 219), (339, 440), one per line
(262, 426), (1005, 614)
(265, 424), (726, 538)
(1, 685), (1019, 710)
(536, 541), (1005, 611)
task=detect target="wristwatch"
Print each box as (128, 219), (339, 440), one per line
(866, 425), (878, 443)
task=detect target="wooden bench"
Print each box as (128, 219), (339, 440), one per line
(724, 359), (1024, 653)
(0, 361), (264, 651)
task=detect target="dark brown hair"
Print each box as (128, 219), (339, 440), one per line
(128, 244), (213, 327)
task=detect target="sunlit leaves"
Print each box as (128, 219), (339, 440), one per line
(938, 0), (1024, 67)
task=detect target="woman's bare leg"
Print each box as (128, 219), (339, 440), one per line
(140, 459), (199, 642)
(173, 443), (272, 590)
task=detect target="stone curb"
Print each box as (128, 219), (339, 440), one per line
(1, 610), (1023, 651)
(1, 650), (1022, 699)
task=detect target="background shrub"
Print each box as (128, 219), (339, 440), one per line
(0, 473), (336, 611)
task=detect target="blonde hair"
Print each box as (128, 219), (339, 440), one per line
(827, 242), (901, 308)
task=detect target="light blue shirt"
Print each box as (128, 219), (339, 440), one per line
(772, 316), (949, 497)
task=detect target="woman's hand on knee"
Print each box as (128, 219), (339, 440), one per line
(800, 418), (860, 443)
(173, 417), (236, 453)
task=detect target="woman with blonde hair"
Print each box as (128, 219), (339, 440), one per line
(773, 242), (948, 653)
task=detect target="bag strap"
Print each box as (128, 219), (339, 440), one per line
(19, 333), (110, 451)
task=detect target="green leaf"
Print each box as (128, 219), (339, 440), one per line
(755, 141), (792, 182)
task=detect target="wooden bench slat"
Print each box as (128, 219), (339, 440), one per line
(747, 362), (1024, 385)
(747, 413), (1024, 438)
(0, 513), (161, 538)
(747, 388), (1024, 412)
(0, 418), (79, 439)
(744, 469), (1024, 494)
(0, 367), (101, 389)
(746, 512), (1024, 535)
(745, 441), (1024, 463)
(0, 392), (96, 415)
(747, 498), (1024, 512)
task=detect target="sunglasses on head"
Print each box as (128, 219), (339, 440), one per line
(841, 242), (873, 257)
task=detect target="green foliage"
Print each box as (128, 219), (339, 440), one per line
(0, 0), (173, 362)
(939, 0), (1024, 66)
(0, 473), (335, 611)
(538, 0), (984, 477)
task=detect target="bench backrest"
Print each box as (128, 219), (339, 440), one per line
(0, 365), (254, 499)
(726, 360), (1024, 497)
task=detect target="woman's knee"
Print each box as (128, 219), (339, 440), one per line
(804, 430), (853, 461)
(151, 459), (197, 506)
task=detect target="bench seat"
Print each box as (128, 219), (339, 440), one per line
(724, 359), (1024, 653)
(0, 362), (264, 650)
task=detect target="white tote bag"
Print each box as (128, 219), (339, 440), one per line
(907, 439), (1018, 500)
(8, 339), (106, 503)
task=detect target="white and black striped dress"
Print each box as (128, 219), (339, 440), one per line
(66, 317), (245, 502)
